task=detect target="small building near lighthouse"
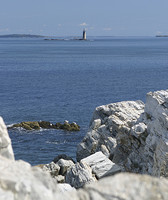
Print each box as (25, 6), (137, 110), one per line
(83, 29), (86, 40)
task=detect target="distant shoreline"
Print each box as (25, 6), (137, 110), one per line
(156, 35), (168, 37)
(0, 34), (45, 38)
(0, 34), (158, 39)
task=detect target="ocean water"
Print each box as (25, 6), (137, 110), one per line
(0, 36), (168, 165)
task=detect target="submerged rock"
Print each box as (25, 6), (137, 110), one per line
(9, 121), (80, 131)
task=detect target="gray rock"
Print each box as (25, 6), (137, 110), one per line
(0, 117), (14, 160)
(81, 152), (121, 179)
(42, 162), (60, 177)
(53, 154), (75, 163)
(65, 162), (97, 188)
(55, 175), (65, 183)
(57, 158), (75, 175)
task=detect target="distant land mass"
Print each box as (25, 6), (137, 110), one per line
(0, 34), (45, 38)
(156, 35), (168, 37)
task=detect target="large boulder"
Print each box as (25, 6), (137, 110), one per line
(0, 155), (58, 200)
(57, 159), (75, 175)
(77, 90), (168, 178)
(81, 151), (121, 179)
(76, 100), (145, 161)
(59, 173), (168, 200)
(0, 117), (14, 160)
(65, 162), (97, 188)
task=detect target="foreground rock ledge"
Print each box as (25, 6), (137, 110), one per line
(8, 120), (80, 131)
(57, 173), (168, 200)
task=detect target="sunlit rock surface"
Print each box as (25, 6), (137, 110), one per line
(77, 100), (144, 161)
(66, 173), (168, 200)
(0, 117), (14, 160)
(0, 155), (58, 200)
(77, 90), (168, 178)
(81, 151), (121, 179)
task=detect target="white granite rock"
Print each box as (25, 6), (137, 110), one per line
(0, 117), (14, 160)
(55, 173), (168, 200)
(57, 183), (76, 193)
(77, 100), (145, 161)
(65, 162), (97, 188)
(57, 158), (75, 175)
(0, 155), (58, 200)
(81, 152), (121, 179)
(77, 173), (168, 200)
(76, 90), (168, 178)
(108, 90), (168, 177)
(143, 90), (168, 176)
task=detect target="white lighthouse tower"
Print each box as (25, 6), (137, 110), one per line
(83, 29), (86, 40)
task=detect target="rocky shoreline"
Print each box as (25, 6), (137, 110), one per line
(1, 89), (168, 199)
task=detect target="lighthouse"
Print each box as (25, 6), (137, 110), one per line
(83, 29), (86, 40)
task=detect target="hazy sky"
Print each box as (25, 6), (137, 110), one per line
(0, 0), (168, 36)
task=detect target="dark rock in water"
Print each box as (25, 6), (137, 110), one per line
(55, 122), (62, 129)
(9, 121), (80, 131)
(55, 122), (80, 131)
(12, 121), (40, 130)
(53, 154), (75, 163)
(38, 121), (52, 129)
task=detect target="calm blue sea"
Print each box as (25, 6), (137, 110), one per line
(0, 36), (168, 165)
